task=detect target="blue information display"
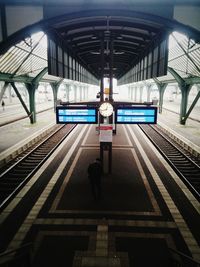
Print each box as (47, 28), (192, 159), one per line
(56, 106), (98, 124)
(116, 106), (157, 124)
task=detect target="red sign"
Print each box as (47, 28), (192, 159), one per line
(96, 125), (113, 131)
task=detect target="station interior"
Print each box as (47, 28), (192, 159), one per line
(0, 1), (200, 267)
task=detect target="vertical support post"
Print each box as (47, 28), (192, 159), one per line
(100, 36), (104, 102)
(180, 84), (191, 125)
(139, 85), (143, 102)
(11, 82), (32, 121)
(80, 86), (83, 101)
(158, 83), (167, 113)
(50, 83), (58, 112)
(26, 83), (38, 124)
(0, 4), (7, 41)
(146, 84), (151, 102)
(74, 84), (77, 102)
(65, 84), (70, 102)
(134, 86), (137, 101)
(0, 81), (9, 102)
(109, 38), (113, 102)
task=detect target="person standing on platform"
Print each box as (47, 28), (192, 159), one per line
(2, 100), (5, 111)
(88, 158), (102, 200)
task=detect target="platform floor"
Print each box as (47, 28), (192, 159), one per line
(0, 107), (199, 157)
(0, 122), (199, 267)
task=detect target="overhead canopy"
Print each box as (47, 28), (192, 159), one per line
(0, 9), (200, 85)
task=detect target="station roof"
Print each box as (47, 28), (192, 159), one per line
(0, 9), (200, 85)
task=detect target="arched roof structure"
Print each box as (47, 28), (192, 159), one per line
(0, 9), (200, 85)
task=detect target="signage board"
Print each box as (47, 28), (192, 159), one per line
(99, 125), (113, 142)
(116, 106), (157, 124)
(56, 106), (98, 124)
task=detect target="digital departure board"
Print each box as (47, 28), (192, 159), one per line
(116, 106), (157, 124)
(56, 106), (98, 124)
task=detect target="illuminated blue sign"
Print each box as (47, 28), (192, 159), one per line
(116, 107), (157, 124)
(56, 106), (97, 124)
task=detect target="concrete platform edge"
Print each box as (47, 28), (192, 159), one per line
(0, 122), (55, 168)
(158, 121), (200, 157)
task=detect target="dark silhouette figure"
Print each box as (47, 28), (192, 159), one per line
(88, 158), (102, 200)
(2, 100), (5, 111)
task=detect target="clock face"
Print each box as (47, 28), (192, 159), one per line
(99, 102), (113, 117)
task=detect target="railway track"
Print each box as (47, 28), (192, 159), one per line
(0, 124), (76, 209)
(138, 124), (200, 200)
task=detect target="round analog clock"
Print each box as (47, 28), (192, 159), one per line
(99, 102), (113, 117)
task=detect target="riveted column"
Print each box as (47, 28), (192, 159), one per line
(180, 83), (191, 125)
(79, 85), (82, 102)
(50, 83), (58, 112)
(65, 84), (70, 102)
(73, 84), (77, 102)
(25, 82), (38, 124)
(168, 67), (192, 125)
(130, 85), (134, 100)
(139, 84), (143, 102)
(146, 84), (151, 102)
(154, 79), (167, 113)
(0, 81), (9, 102)
(134, 86), (137, 101)
(109, 38), (113, 102)
(100, 36), (105, 102)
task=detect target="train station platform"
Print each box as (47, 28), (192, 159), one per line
(0, 113), (200, 266)
(0, 108), (199, 167)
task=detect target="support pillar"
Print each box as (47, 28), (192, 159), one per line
(65, 84), (70, 102)
(146, 84), (151, 102)
(50, 83), (59, 112)
(25, 83), (38, 124)
(139, 85), (143, 102)
(80, 86), (83, 102)
(154, 80), (167, 113)
(100, 36), (105, 102)
(134, 86), (137, 101)
(179, 84), (191, 125)
(130, 86), (133, 100)
(0, 81), (9, 102)
(109, 38), (114, 102)
(74, 85), (77, 102)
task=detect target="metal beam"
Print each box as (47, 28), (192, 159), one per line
(172, 33), (200, 74)
(10, 82), (31, 118)
(182, 89), (200, 124)
(32, 67), (48, 84)
(0, 4), (7, 40)
(0, 81), (9, 102)
(168, 67), (185, 87)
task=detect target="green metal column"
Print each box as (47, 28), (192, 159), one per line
(158, 84), (166, 113)
(134, 86), (137, 101)
(11, 82), (32, 120)
(146, 84), (151, 102)
(179, 84), (191, 125)
(50, 79), (63, 111)
(139, 85), (143, 102)
(0, 81), (9, 102)
(100, 36), (105, 102)
(153, 79), (167, 114)
(65, 84), (70, 101)
(50, 83), (58, 112)
(26, 83), (37, 124)
(168, 67), (192, 125)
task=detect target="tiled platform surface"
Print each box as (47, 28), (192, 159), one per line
(0, 107), (199, 157)
(0, 106), (200, 267)
(0, 120), (199, 267)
